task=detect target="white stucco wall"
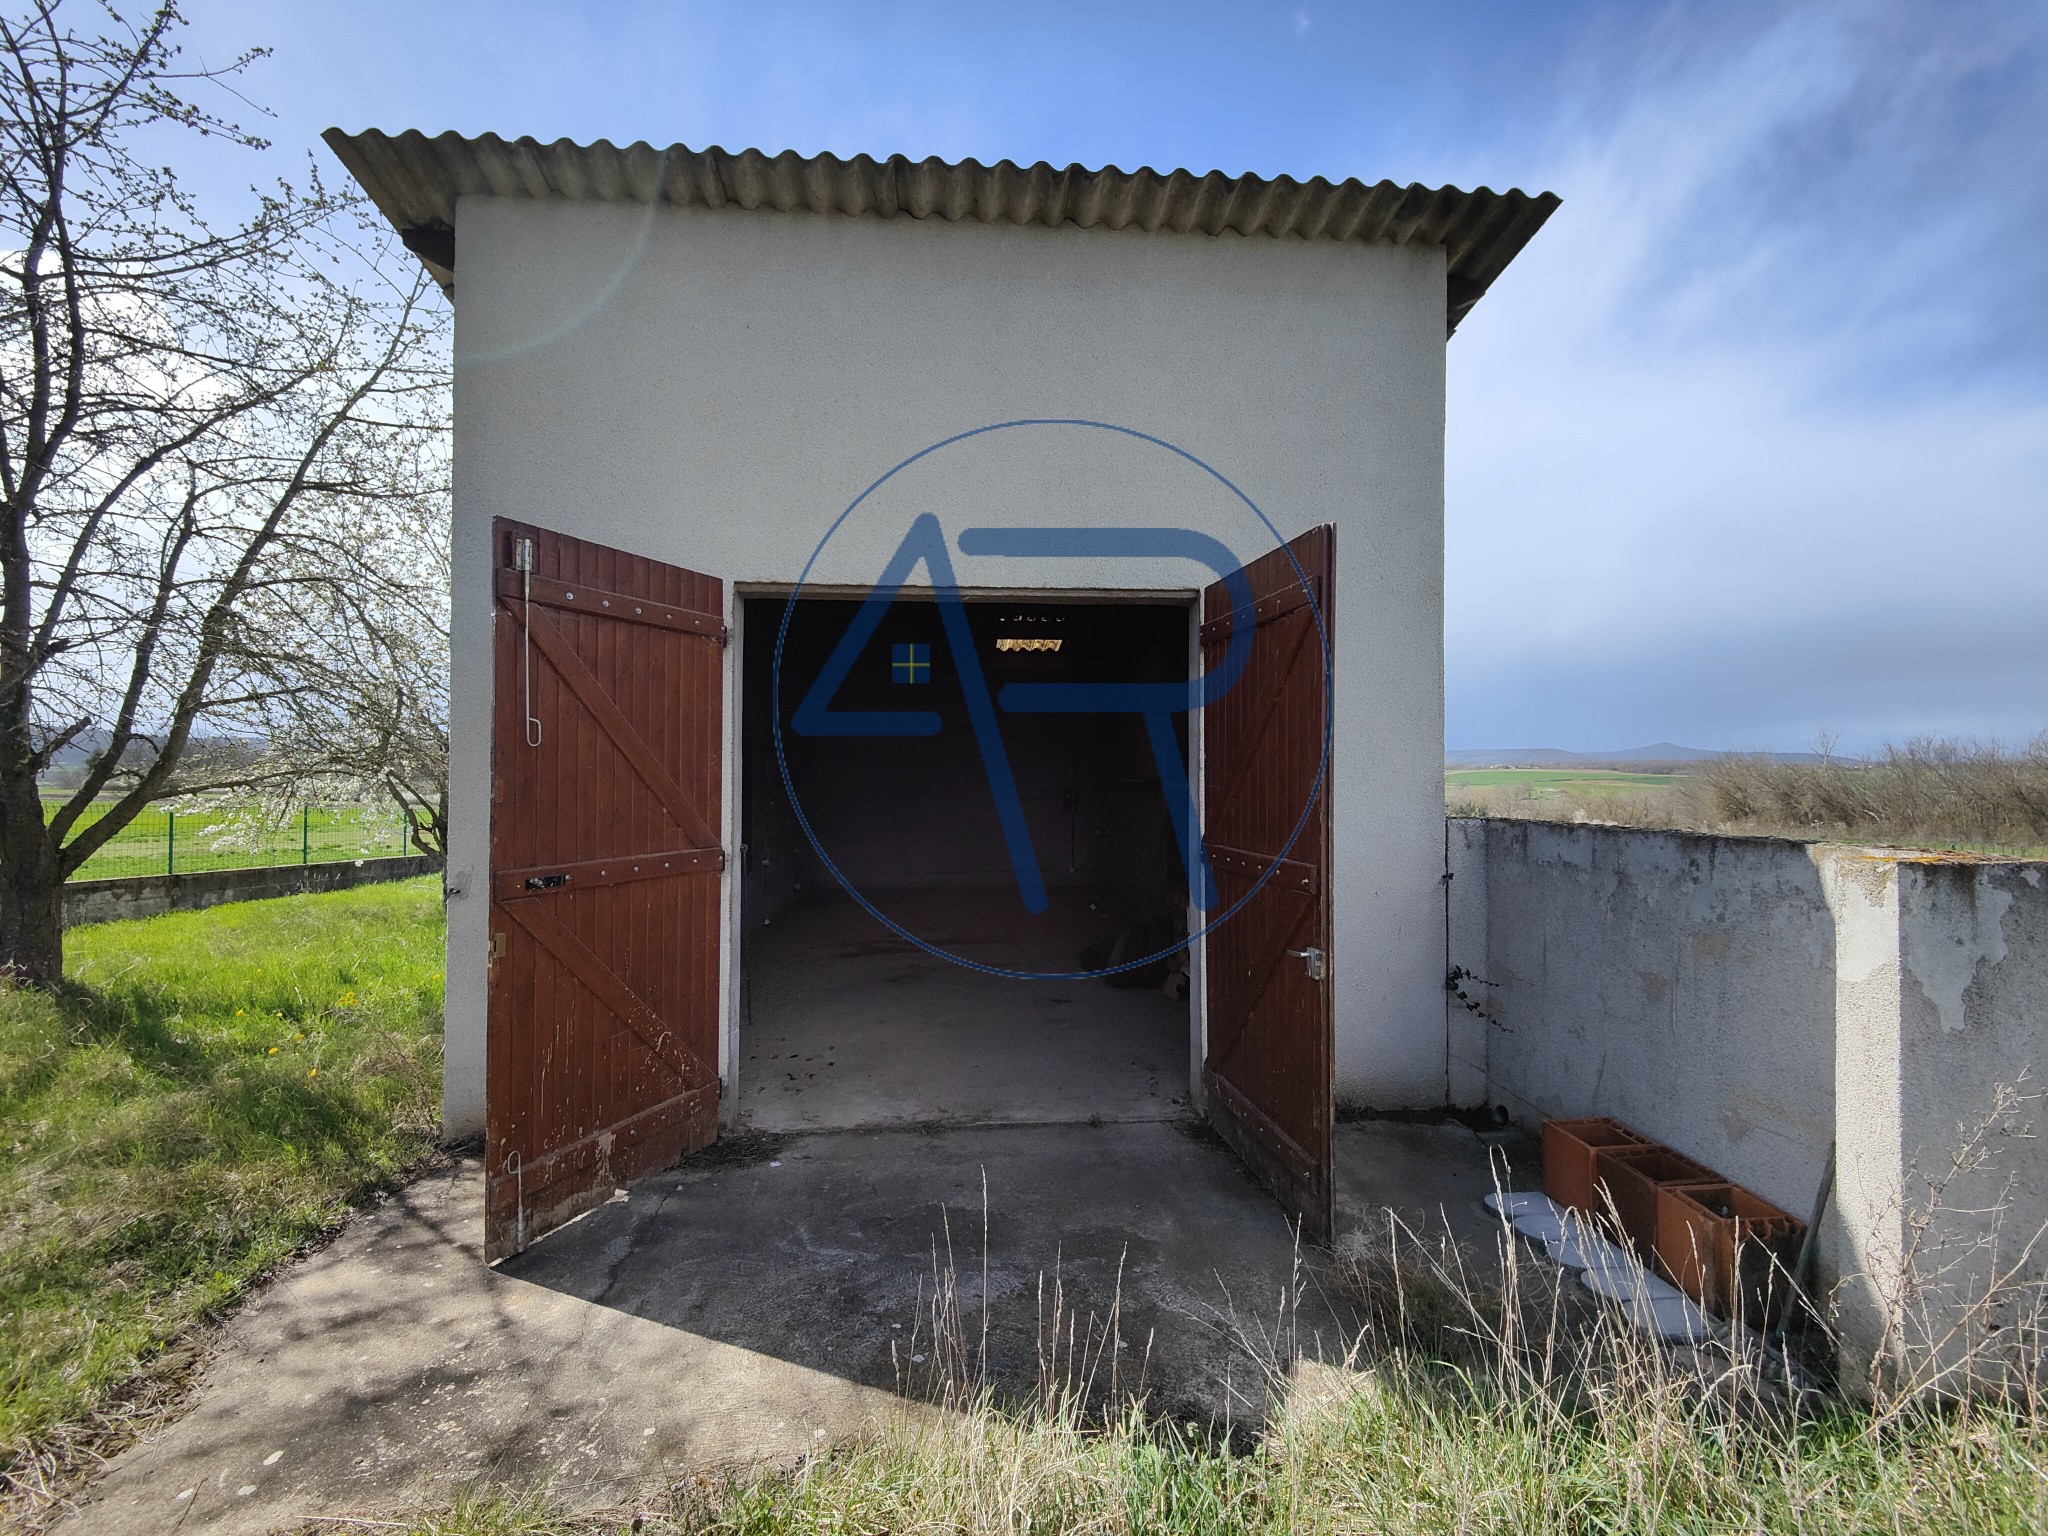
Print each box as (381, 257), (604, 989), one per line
(444, 195), (1452, 1136)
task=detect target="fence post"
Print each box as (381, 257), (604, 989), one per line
(302, 804), (310, 866)
(166, 809), (174, 877)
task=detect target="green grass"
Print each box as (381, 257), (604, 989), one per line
(1443, 769), (1684, 791)
(297, 1373), (2048, 1535)
(42, 799), (414, 881)
(0, 879), (444, 1465)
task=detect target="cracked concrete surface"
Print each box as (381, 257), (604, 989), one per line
(55, 1156), (908, 1536)
(56, 1118), (1526, 1535)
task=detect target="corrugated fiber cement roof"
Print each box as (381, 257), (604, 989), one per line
(326, 129), (1557, 335)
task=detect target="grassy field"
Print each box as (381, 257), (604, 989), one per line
(42, 799), (414, 882)
(1443, 768), (1684, 792)
(0, 879), (444, 1495)
(1444, 768), (1690, 827)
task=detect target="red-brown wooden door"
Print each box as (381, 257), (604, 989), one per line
(486, 519), (726, 1262)
(1200, 525), (1335, 1240)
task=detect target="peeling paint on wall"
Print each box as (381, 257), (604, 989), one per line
(1903, 870), (2012, 1034)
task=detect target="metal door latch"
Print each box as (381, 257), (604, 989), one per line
(1288, 946), (1326, 981)
(514, 536), (542, 748)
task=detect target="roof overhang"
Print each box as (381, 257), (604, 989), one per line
(325, 129), (1558, 336)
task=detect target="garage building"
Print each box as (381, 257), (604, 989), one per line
(329, 130), (1556, 1259)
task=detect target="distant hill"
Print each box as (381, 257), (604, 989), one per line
(36, 726), (262, 790)
(1445, 743), (1828, 769)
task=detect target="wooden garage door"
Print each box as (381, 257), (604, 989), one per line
(486, 519), (726, 1262)
(1200, 525), (1335, 1241)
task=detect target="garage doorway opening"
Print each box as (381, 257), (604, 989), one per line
(738, 594), (1197, 1132)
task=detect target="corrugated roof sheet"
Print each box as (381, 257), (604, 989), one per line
(324, 129), (1558, 335)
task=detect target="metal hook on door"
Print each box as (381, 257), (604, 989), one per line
(1288, 946), (1326, 982)
(514, 537), (542, 747)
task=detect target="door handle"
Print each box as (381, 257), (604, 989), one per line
(1288, 946), (1326, 981)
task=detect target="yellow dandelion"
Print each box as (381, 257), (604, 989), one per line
(235, 1008), (245, 1016)
(267, 1047), (279, 1055)
(308, 1068), (318, 1078)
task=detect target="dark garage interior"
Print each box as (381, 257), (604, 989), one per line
(739, 594), (1197, 1130)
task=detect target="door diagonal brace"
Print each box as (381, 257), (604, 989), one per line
(499, 897), (715, 1090)
(504, 597), (720, 850)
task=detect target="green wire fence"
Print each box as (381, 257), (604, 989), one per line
(47, 802), (418, 883)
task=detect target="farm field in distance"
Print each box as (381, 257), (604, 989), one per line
(1444, 766), (1692, 827)
(1443, 768), (1684, 792)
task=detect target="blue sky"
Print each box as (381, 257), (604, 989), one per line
(178, 0), (2048, 752)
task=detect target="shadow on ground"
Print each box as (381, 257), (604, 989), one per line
(56, 1117), (1532, 1536)
(501, 1119), (1352, 1427)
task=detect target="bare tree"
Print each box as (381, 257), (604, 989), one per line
(0, 1), (447, 983)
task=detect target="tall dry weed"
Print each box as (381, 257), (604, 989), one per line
(1702, 734), (2048, 850)
(1847, 1078), (2048, 1409)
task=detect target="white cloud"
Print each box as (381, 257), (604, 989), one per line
(1446, 0), (2048, 750)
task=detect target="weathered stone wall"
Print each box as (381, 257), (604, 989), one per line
(63, 856), (440, 929)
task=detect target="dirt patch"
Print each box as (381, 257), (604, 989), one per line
(677, 1131), (792, 1169)
(1337, 1102), (1512, 1133)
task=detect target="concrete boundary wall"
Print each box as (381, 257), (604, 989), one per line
(63, 855), (440, 929)
(1820, 850), (2048, 1393)
(1447, 819), (1837, 1217)
(1450, 817), (2047, 1390)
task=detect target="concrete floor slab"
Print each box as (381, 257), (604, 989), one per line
(58, 1119), (1528, 1534)
(506, 1121), (1352, 1418)
(740, 891), (1189, 1131)
(1335, 1117), (1535, 1250)
(55, 1158), (907, 1536)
